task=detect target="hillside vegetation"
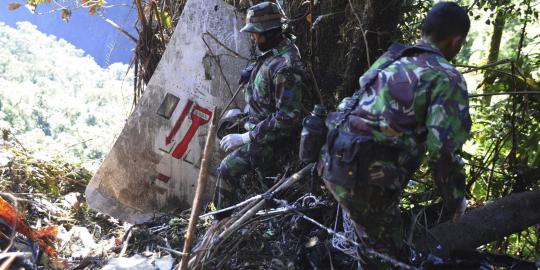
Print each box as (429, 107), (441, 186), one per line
(0, 22), (133, 171)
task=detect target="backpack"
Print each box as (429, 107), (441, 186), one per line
(320, 43), (442, 188)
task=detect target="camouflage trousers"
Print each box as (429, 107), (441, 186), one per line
(214, 141), (287, 210)
(323, 159), (411, 270)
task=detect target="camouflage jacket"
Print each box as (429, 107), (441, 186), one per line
(329, 40), (471, 207)
(245, 37), (306, 144)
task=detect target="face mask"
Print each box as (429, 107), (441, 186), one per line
(256, 31), (283, 52)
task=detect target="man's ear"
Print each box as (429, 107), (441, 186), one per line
(451, 36), (465, 50)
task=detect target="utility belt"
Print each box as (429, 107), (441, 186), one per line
(319, 129), (399, 188)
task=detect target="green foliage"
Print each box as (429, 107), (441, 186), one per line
(0, 22), (132, 171)
(398, 0), (433, 44)
(0, 145), (93, 196)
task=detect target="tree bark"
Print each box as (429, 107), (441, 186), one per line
(305, 0), (403, 105)
(414, 190), (540, 256)
(482, 11), (506, 105)
(339, 0), (402, 99)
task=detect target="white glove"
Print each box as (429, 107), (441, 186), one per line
(452, 197), (467, 222)
(243, 122), (256, 131)
(243, 104), (251, 114)
(337, 97), (356, 112)
(223, 108), (242, 119)
(220, 132), (251, 152)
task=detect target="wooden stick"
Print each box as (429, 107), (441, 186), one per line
(218, 84), (245, 119)
(157, 245), (187, 257)
(118, 229), (133, 257)
(213, 163), (314, 249)
(179, 107), (221, 270)
(0, 255), (16, 270)
(219, 168), (290, 229)
(190, 164), (314, 268)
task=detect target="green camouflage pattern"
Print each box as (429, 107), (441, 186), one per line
(322, 40), (471, 266)
(241, 2), (284, 33)
(326, 40), (471, 210)
(245, 37), (306, 144)
(214, 142), (276, 210)
(214, 37), (306, 210)
(325, 180), (404, 269)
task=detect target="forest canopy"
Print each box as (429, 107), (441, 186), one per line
(0, 22), (133, 171)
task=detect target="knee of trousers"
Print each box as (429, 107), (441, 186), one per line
(217, 160), (233, 181)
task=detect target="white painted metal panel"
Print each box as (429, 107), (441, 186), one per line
(85, 0), (250, 223)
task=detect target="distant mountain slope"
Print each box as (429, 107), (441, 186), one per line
(0, 22), (133, 170)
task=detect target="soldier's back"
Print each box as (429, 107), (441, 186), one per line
(345, 41), (466, 155)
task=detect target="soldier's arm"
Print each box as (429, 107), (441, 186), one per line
(425, 72), (471, 213)
(249, 67), (303, 144)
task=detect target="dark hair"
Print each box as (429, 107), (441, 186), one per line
(421, 2), (470, 41)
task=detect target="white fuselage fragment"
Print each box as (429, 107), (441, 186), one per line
(85, 0), (251, 223)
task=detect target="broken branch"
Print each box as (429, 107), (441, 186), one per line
(179, 107), (220, 270)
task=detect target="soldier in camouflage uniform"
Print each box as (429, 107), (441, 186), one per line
(320, 2), (471, 268)
(214, 2), (307, 213)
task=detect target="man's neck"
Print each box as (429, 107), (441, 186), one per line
(420, 36), (450, 59)
(420, 36), (438, 47)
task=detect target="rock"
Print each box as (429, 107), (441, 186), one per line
(57, 226), (97, 258)
(154, 256), (174, 270)
(0, 150), (14, 166)
(58, 192), (82, 209)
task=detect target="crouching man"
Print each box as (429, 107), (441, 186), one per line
(214, 2), (308, 214)
(319, 2), (471, 268)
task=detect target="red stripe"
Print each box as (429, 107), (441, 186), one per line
(157, 173), (171, 183)
(166, 100), (193, 145)
(171, 104), (212, 159)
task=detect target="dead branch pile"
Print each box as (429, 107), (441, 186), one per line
(180, 164), (358, 269)
(3, 130), (536, 270)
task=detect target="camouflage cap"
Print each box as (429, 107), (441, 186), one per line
(241, 2), (285, 33)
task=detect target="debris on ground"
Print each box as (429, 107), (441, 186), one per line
(0, 136), (350, 269)
(2, 136), (538, 270)
(0, 139), (126, 269)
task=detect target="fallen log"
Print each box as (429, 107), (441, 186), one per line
(414, 190), (540, 256)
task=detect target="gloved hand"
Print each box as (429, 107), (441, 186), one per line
(239, 63), (254, 85)
(243, 122), (256, 131)
(223, 108), (242, 119)
(452, 197), (467, 222)
(337, 97), (357, 112)
(220, 132), (251, 152)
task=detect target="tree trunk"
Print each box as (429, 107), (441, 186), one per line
(307, 0), (403, 105)
(339, 0), (402, 100)
(482, 11), (506, 105)
(414, 190), (540, 256)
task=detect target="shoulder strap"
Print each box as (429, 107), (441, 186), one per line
(359, 43), (443, 90)
(334, 43), (442, 128)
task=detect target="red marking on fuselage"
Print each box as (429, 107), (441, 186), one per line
(171, 104), (212, 159)
(157, 173), (171, 183)
(165, 100), (194, 145)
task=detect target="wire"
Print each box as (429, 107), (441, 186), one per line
(272, 198), (420, 270)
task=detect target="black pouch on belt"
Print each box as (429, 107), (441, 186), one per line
(321, 129), (371, 188)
